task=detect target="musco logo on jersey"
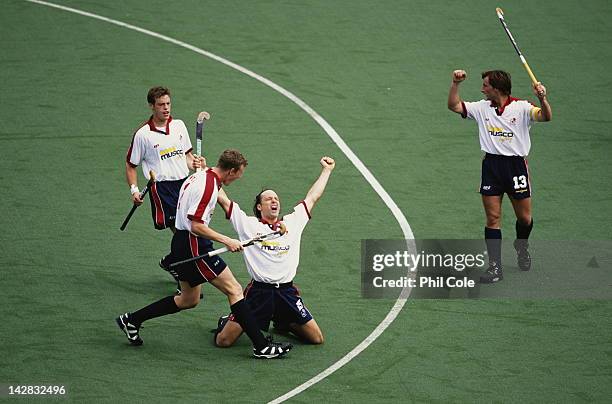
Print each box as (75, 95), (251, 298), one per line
(260, 240), (290, 255)
(159, 146), (184, 160)
(487, 126), (514, 142)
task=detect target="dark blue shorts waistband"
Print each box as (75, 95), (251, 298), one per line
(485, 153), (525, 160)
(252, 280), (293, 289)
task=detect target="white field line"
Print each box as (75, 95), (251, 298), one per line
(24, 1), (416, 401)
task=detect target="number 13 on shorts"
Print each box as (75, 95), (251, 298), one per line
(513, 175), (527, 189)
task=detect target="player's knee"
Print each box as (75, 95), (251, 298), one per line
(487, 210), (501, 222)
(224, 281), (243, 301)
(517, 216), (532, 226)
(299, 323), (324, 344)
(215, 333), (235, 348)
(309, 332), (324, 345)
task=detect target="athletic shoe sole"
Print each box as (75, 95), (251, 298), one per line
(253, 344), (292, 359)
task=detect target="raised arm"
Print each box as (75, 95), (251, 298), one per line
(303, 156), (335, 213)
(448, 69), (467, 114)
(532, 82), (552, 122)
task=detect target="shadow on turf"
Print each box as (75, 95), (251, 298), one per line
(208, 324), (312, 346)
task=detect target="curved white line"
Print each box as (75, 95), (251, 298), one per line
(24, 0), (415, 401)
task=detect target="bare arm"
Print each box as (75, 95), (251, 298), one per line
(303, 157), (336, 213)
(191, 221), (242, 252)
(448, 69), (467, 114)
(125, 162), (143, 205)
(532, 83), (552, 121)
(216, 188), (232, 215)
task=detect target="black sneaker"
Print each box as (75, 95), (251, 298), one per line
(115, 313), (143, 346)
(514, 239), (531, 271)
(213, 315), (230, 346)
(480, 262), (503, 284)
(253, 336), (292, 359)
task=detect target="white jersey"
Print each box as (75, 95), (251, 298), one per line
(227, 201), (311, 284)
(126, 116), (193, 181)
(462, 98), (541, 157)
(175, 169), (221, 231)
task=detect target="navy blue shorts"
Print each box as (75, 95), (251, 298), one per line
(149, 178), (186, 230)
(167, 230), (227, 287)
(480, 153), (531, 199)
(230, 281), (313, 332)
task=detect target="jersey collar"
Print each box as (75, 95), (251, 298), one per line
(206, 168), (222, 190)
(147, 115), (173, 135)
(492, 97), (518, 116)
(259, 217), (283, 230)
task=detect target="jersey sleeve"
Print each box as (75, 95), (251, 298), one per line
(461, 100), (481, 120)
(283, 201), (311, 235)
(179, 120), (193, 153)
(186, 172), (216, 224)
(227, 202), (255, 239)
(528, 104), (543, 122)
(126, 131), (144, 167)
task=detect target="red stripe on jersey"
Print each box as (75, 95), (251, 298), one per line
(207, 169), (222, 190)
(126, 133), (136, 165)
(194, 170), (216, 220)
(151, 182), (166, 227)
(189, 233), (217, 280)
(126, 140), (138, 166)
(126, 118), (153, 165)
(187, 214), (204, 224)
(299, 200), (312, 219)
(461, 101), (467, 119)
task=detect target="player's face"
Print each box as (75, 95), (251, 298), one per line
(481, 77), (501, 102)
(150, 95), (171, 124)
(223, 165), (246, 185)
(258, 190), (281, 221)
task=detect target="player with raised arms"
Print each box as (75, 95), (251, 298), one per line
(213, 156), (335, 347)
(448, 69), (551, 283)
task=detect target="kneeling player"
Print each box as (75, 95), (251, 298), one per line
(116, 150), (292, 359)
(214, 157), (335, 347)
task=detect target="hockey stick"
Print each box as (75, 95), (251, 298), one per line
(496, 7), (539, 85)
(195, 111), (210, 172)
(120, 170), (156, 231)
(168, 224), (287, 268)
